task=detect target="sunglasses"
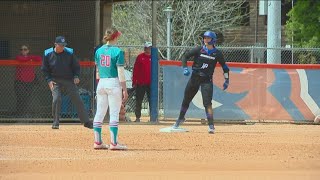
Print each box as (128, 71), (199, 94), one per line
(20, 48), (28, 51)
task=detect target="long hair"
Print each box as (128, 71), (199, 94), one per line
(103, 27), (121, 42)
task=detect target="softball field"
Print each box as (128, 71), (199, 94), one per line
(0, 121), (319, 180)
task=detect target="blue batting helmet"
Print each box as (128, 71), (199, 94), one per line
(203, 31), (217, 45)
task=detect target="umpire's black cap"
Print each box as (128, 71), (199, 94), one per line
(55, 36), (67, 46)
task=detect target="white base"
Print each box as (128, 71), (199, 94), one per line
(159, 127), (189, 133)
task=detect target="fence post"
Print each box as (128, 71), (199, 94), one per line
(250, 46), (254, 63)
(291, 47), (294, 64)
(150, 47), (159, 123)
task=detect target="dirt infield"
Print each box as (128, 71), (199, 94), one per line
(0, 122), (319, 180)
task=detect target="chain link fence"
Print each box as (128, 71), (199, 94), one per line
(1, 1), (319, 123)
(0, 62), (94, 122)
(0, 46), (319, 122)
(0, 1), (96, 60)
(122, 45), (320, 65)
(121, 45), (320, 120)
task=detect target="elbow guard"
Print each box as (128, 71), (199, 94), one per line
(118, 66), (126, 82)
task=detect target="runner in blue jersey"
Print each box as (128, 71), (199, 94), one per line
(172, 31), (230, 134)
(93, 27), (128, 150)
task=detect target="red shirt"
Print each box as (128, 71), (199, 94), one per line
(15, 55), (42, 82)
(132, 52), (151, 86)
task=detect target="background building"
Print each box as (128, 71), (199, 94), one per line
(0, 0), (292, 60)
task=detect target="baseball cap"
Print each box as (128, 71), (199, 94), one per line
(55, 36), (67, 46)
(144, 41), (152, 48)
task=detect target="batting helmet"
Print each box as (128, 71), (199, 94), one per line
(203, 31), (217, 45)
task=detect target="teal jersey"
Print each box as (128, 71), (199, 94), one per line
(95, 45), (125, 78)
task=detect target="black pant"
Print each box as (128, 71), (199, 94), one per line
(179, 73), (214, 125)
(14, 80), (34, 116)
(51, 78), (90, 125)
(135, 85), (151, 119)
(181, 74), (213, 108)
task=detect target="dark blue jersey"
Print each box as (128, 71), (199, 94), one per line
(182, 46), (229, 79)
(41, 47), (80, 82)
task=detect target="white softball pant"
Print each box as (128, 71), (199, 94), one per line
(94, 78), (122, 125)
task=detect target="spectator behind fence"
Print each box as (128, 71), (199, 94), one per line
(15, 45), (42, 116)
(41, 36), (93, 130)
(132, 42), (152, 122)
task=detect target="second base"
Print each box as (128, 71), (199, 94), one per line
(159, 127), (189, 133)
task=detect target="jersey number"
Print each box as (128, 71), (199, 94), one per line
(100, 55), (111, 67)
(201, 63), (208, 69)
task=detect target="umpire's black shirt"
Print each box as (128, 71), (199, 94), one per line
(41, 47), (80, 83)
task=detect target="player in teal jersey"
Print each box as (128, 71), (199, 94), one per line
(93, 27), (128, 150)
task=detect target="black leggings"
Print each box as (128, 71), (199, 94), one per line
(135, 85), (151, 119)
(14, 80), (33, 115)
(178, 74), (214, 125)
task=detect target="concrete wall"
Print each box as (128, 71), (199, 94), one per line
(223, 0), (289, 46)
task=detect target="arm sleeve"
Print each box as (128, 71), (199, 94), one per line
(217, 51), (230, 79)
(41, 53), (52, 82)
(118, 66), (126, 82)
(181, 47), (201, 67)
(72, 54), (80, 78)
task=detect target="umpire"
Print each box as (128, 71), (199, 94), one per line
(41, 36), (93, 129)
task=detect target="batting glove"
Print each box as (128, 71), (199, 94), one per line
(183, 67), (190, 76)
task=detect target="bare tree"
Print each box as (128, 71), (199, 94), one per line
(113, 0), (249, 60)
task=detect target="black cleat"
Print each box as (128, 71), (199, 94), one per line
(52, 125), (59, 129)
(84, 121), (93, 129)
(134, 118), (140, 123)
(208, 125), (215, 134)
